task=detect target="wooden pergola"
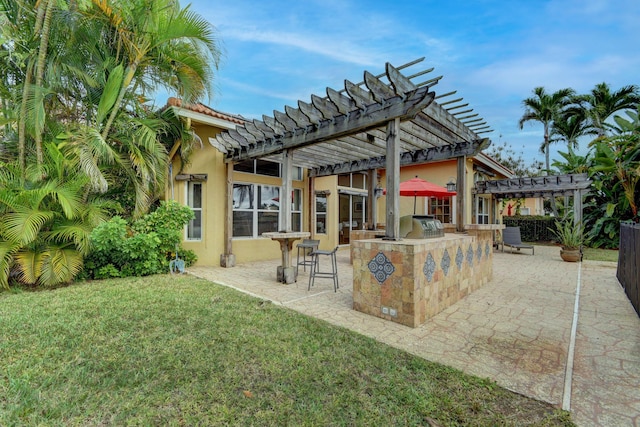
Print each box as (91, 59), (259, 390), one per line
(474, 174), (592, 222)
(211, 58), (492, 265)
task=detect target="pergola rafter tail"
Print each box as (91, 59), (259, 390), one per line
(212, 58), (489, 171)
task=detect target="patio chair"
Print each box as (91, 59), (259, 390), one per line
(500, 226), (534, 255)
(296, 239), (320, 272)
(308, 246), (339, 292)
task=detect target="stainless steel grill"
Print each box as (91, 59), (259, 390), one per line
(400, 215), (445, 239)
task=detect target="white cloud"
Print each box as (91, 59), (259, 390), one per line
(222, 27), (382, 67)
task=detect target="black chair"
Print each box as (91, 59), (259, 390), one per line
(308, 246), (339, 292)
(296, 239), (320, 272)
(500, 226), (534, 255)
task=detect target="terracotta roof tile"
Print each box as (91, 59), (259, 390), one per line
(167, 97), (246, 125)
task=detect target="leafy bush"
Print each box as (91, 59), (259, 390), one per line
(83, 201), (197, 279)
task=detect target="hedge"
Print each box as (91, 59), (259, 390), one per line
(503, 216), (558, 242)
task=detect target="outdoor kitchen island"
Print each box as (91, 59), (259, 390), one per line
(351, 224), (501, 328)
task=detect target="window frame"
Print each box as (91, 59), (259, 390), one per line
(476, 196), (490, 225)
(429, 196), (453, 224)
(315, 194), (328, 234)
(186, 181), (203, 241)
(232, 182), (282, 239)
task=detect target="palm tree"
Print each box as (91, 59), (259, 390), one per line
(0, 143), (114, 289)
(0, 0), (220, 217)
(0, 0), (221, 287)
(550, 110), (594, 151)
(519, 87), (575, 215)
(89, 0), (219, 139)
(574, 82), (640, 137)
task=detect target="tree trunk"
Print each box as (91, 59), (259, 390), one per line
(34, 0), (56, 168)
(544, 123), (559, 216)
(101, 62), (139, 140)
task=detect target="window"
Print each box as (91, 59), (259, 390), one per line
(186, 182), (202, 240)
(234, 159), (302, 180)
(337, 172), (367, 189)
(316, 194), (327, 234)
(429, 197), (452, 224)
(233, 183), (280, 238)
(477, 196), (490, 224)
(292, 189), (302, 232)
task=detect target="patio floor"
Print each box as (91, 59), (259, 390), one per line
(188, 244), (640, 427)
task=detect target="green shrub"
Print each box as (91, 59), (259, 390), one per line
(83, 201), (197, 279)
(95, 264), (121, 279)
(503, 216), (557, 241)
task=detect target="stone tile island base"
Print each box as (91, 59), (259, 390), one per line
(352, 229), (496, 328)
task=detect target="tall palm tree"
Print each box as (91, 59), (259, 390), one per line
(0, 0), (220, 217)
(574, 82), (640, 137)
(89, 0), (219, 139)
(519, 87), (575, 215)
(0, 0), (221, 287)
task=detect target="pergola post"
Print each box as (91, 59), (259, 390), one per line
(367, 169), (377, 230)
(456, 155), (466, 233)
(309, 176), (316, 237)
(384, 118), (401, 240)
(573, 189), (583, 224)
(281, 149), (293, 231)
(220, 162), (235, 267)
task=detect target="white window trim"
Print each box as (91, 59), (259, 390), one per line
(186, 181), (203, 241)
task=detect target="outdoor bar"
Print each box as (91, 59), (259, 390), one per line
(351, 224), (501, 328)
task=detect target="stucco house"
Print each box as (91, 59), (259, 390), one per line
(163, 97), (513, 267)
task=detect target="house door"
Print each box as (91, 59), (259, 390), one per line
(339, 193), (366, 245)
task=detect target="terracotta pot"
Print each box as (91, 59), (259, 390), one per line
(560, 248), (581, 262)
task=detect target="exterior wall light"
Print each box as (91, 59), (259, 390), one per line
(446, 179), (456, 192)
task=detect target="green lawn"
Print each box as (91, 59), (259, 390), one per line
(1, 276), (574, 426)
(582, 247), (619, 263)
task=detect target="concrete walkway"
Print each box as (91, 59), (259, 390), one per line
(188, 245), (640, 427)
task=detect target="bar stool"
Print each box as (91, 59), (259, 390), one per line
(308, 246), (339, 292)
(296, 239), (319, 272)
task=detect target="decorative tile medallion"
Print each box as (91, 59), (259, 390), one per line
(485, 242), (491, 258)
(466, 245), (474, 266)
(368, 251), (395, 284)
(455, 246), (464, 270)
(441, 249), (451, 276)
(423, 252), (436, 282)
(476, 244), (483, 263)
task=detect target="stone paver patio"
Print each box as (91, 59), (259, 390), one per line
(188, 244), (640, 427)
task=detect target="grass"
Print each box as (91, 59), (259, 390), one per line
(1, 276), (574, 426)
(582, 247), (619, 263)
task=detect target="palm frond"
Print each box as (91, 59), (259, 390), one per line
(0, 240), (20, 290)
(1, 208), (55, 245)
(43, 220), (94, 256)
(38, 244), (84, 287)
(13, 249), (44, 285)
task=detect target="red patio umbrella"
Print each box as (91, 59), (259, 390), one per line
(387, 176), (456, 214)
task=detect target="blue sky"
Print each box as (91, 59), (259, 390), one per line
(179, 0), (640, 167)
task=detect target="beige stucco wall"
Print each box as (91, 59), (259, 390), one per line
(500, 197), (545, 217)
(167, 124), (227, 266)
(167, 123), (309, 266)
(309, 175), (339, 251)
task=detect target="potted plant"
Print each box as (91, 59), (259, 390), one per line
(550, 219), (585, 262)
